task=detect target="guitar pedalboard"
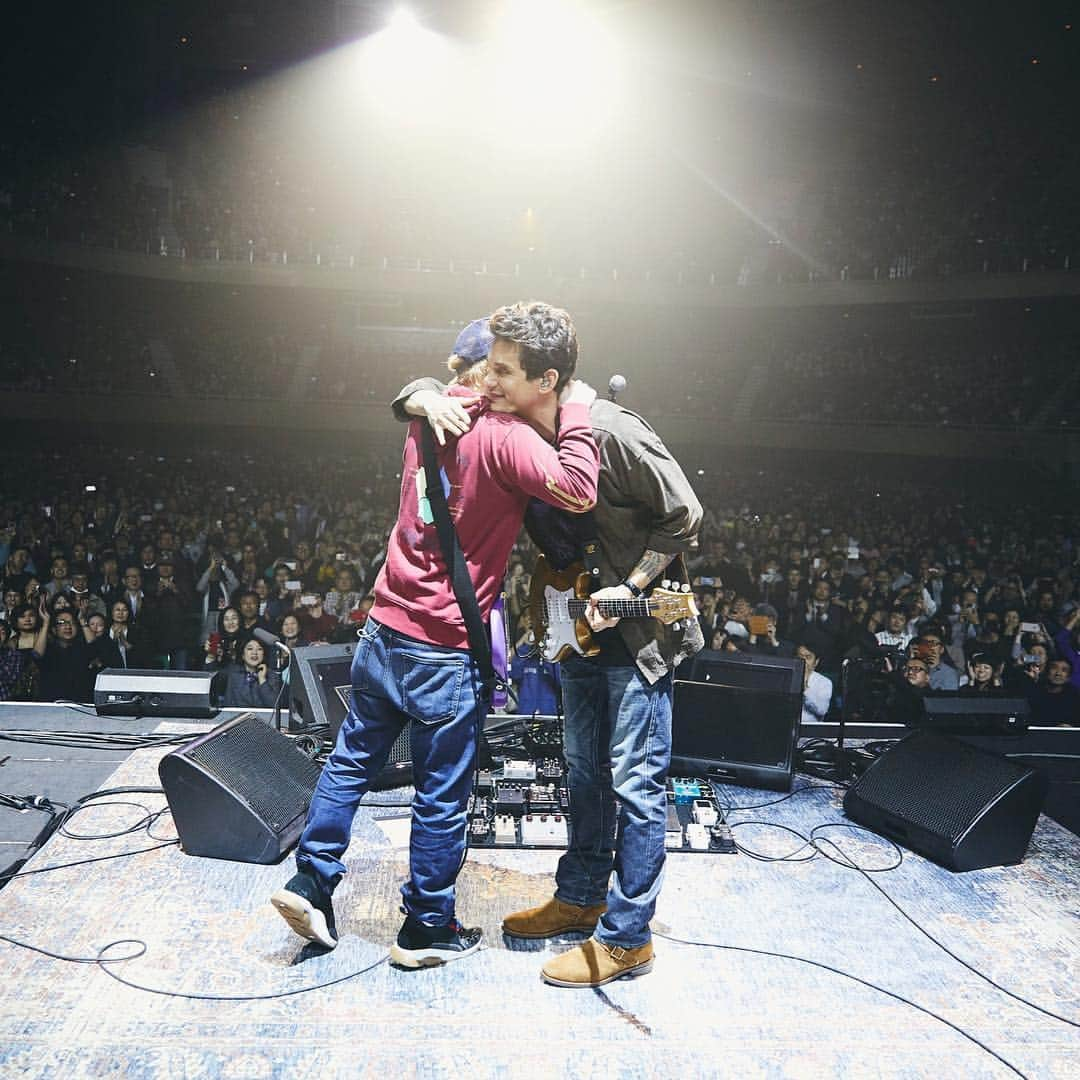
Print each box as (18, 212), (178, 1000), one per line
(467, 716), (735, 855)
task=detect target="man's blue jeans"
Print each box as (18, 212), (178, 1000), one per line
(554, 658), (672, 949)
(296, 618), (481, 926)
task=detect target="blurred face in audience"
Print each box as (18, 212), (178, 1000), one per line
(1046, 659), (1071, 688)
(242, 640), (265, 671)
(281, 614), (301, 640)
(4, 589), (21, 611)
(52, 612), (78, 644)
(124, 569), (142, 593)
(111, 602), (129, 625)
(221, 608), (241, 634)
(238, 594), (259, 621)
(971, 660), (994, 686)
(50, 558), (68, 582)
(886, 610), (906, 634)
(16, 608), (37, 632)
(904, 660), (930, 688)
(87, 613), (107, 638)
(920, 634), (945, 667)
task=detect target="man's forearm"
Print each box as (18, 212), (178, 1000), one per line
(625, 550), (676, 592)
(402, 389), (440, 418)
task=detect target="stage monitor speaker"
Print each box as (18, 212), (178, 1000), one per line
(159, 712), (323, 863)
(672, 679), (802, 792)
(681, 649), (805, 695)
(95, 668), (218, 718)
(919, 693), (1030, 734)
(288, 643), (412, 790)
(843, 730), (1048, 871)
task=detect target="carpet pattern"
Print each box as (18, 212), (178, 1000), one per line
(1, 740), (1077, 1079)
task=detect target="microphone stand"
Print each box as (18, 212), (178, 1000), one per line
(271, 640), (291, 733)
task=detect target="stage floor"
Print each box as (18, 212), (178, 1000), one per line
(1, 717), (1078, 1079)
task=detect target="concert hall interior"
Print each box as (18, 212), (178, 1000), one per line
(1, 2), (1078, 1077)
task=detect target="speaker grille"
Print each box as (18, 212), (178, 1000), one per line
(853, 733), (1029, 842)
(186, 715), (323, 828)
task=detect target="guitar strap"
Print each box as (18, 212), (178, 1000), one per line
(419, 424), (506, 705)
(571, 511), (604, 589)
(569, 511), (692, 594)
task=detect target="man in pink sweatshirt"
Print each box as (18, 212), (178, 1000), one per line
(271, 301), (598, 968)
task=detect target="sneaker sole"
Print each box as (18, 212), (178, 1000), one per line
(270, 888), (337, 950)
(541, 958), (653, 988)
(389, 938), (483, 969)
(501, 920), (602, 940)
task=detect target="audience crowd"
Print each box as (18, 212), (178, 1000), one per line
(3, 260), (1079, 431)
(0, 444), (1076, 727)
(3, 72), (1078, 290)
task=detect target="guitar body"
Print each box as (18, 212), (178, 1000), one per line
(527, 555), (700, 664)
(528, 556), (601, 663)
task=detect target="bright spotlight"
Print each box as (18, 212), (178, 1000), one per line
(355, 8), (453, 123)
(481, 0), (625, 141)
(388, 8), (419, 33)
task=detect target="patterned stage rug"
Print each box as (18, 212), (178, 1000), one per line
(0, 738), (1077, 1080)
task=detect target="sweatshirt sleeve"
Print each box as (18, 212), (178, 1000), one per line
(391, 377), (448, 423)
(492, 402), (599, 514)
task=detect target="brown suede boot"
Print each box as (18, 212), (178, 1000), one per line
(501, 897), (607, 939)
(541, 937), (654, 988)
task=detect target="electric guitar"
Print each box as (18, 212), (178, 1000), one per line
(527, 555), (699, 663)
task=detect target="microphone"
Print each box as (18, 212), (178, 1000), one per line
(253, 627), (291, 657)
(607, 373), (627, 401)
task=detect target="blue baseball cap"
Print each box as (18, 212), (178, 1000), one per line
(452, 318), (494, 364)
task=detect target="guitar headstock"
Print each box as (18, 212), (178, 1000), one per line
(649, 588), (699, 625)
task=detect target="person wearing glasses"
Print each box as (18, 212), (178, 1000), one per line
(911, 631), (960, 690)
(34, 597), (95, 702)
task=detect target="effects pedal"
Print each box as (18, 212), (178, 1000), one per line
(493, 814), (517, 845)
(520, 814), (569, 847)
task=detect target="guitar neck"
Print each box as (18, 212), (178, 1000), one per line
(566, 598), (659, 619)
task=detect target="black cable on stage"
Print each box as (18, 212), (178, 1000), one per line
(652, 930), (1029, 1079)
(0, 841), (179, 886)
(94, 941), (390, 1001)
(714, 780), (846, 814)
(717, 785), (1079, 1031)
(725, 820), (818, 863)
(0, 934), (147, 965)
(0, 931), (389, 1001)
(52, 699), (108, 718)
(0, 787), (177, 886)
(810, 826), (1080, 1029)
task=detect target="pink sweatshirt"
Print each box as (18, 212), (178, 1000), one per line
(371, 399), (598, 649)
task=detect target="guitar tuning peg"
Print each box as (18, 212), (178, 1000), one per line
(672, 621), (681, 631)
(681, 582), (691, 593)
(661, 579), (671, 590)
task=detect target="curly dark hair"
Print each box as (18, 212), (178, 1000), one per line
(488, 301), (578, 391)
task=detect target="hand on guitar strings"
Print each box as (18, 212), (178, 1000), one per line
(585, 584), (635, 631)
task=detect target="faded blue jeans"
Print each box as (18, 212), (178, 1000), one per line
(296, 618), (482, 926)
(554, 658), (673, 949)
